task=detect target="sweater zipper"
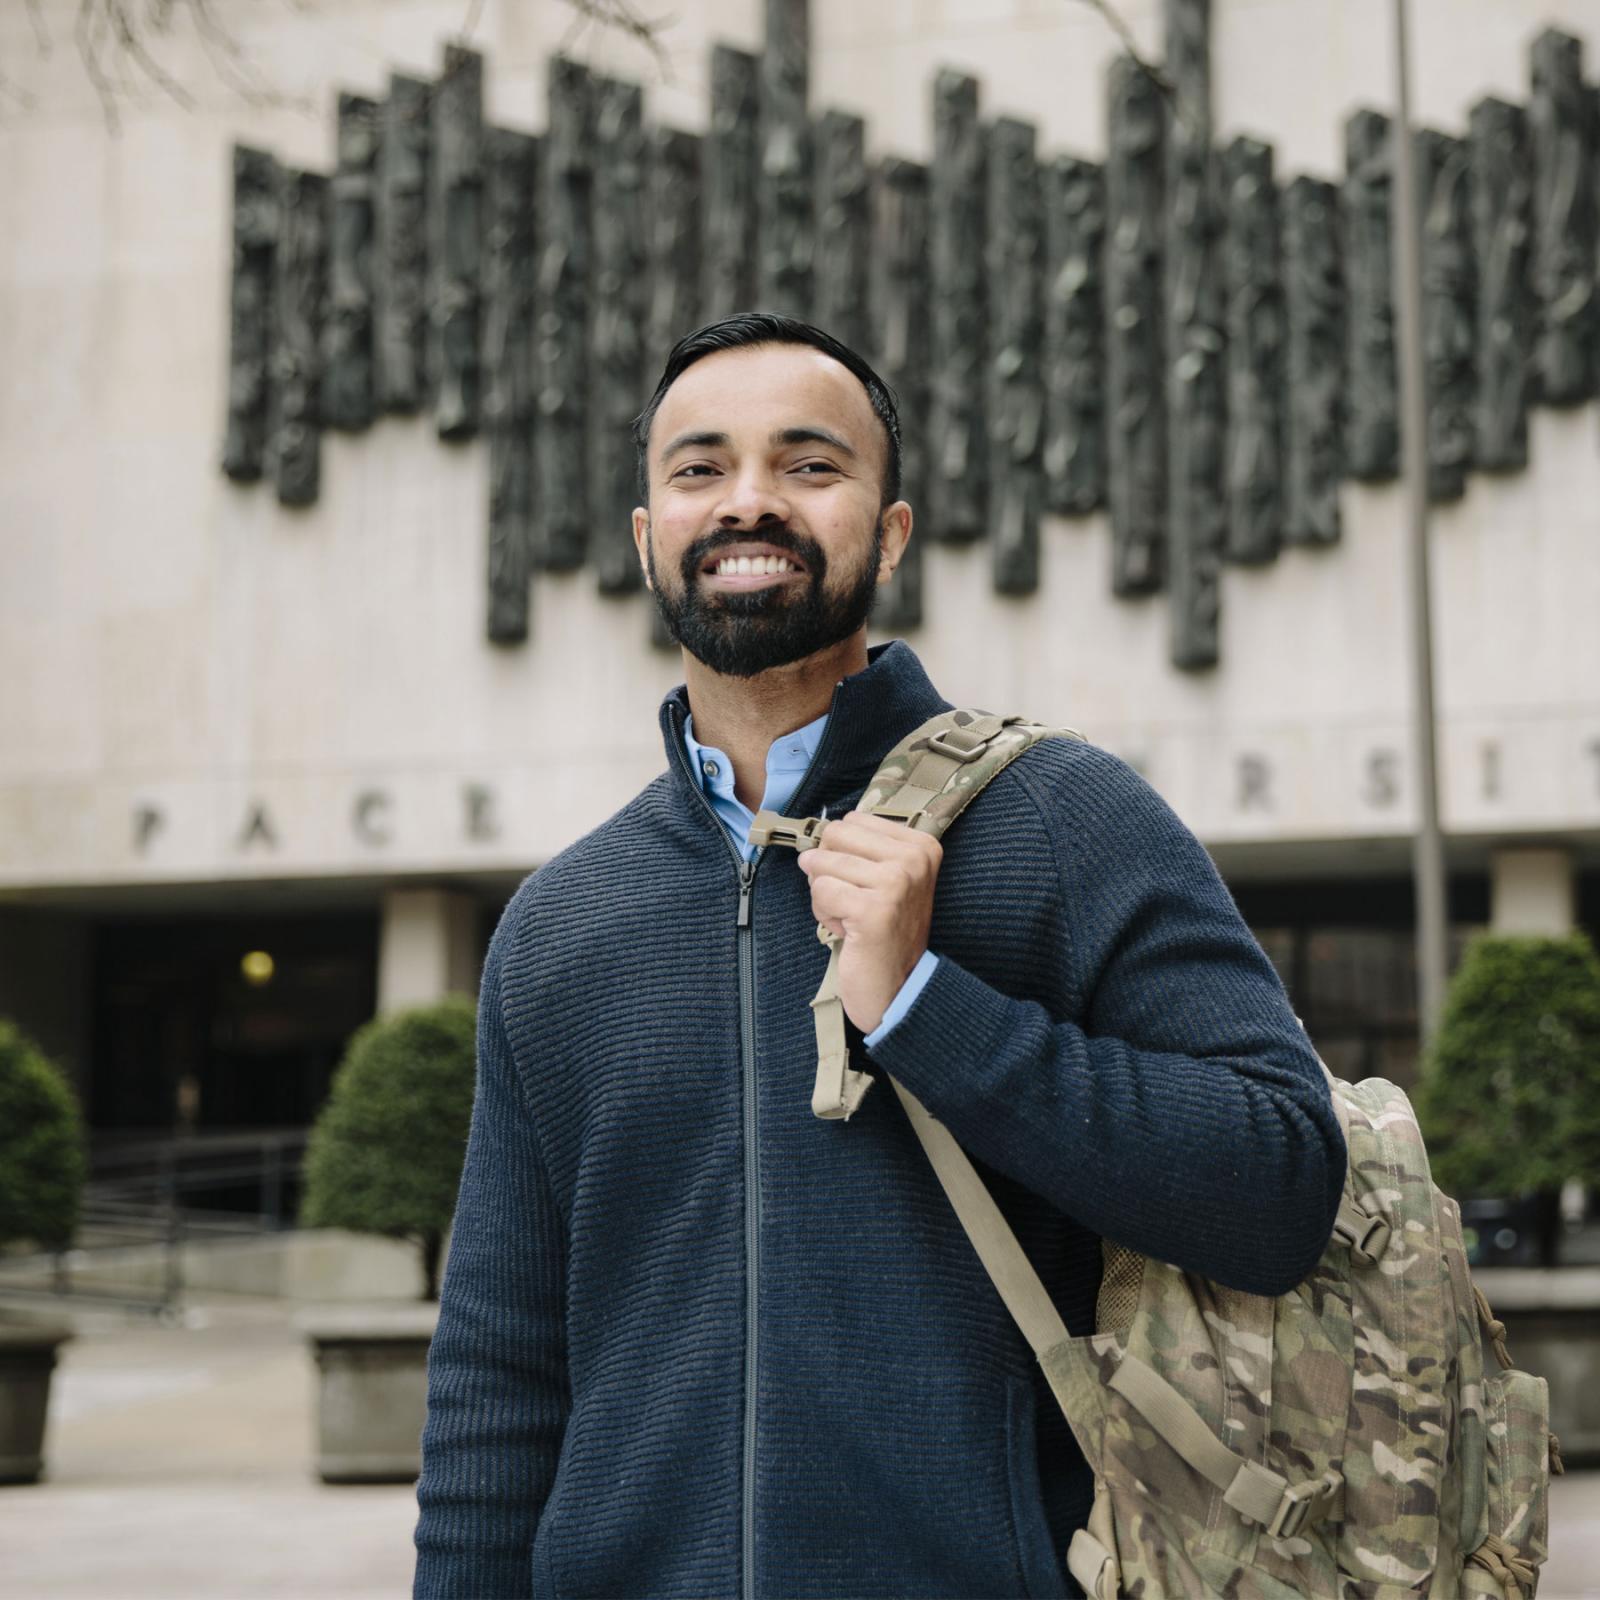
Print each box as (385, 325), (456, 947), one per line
(667, 712), (845, 1600)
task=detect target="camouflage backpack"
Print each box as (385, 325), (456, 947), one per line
(752, 710), (1561, 1600)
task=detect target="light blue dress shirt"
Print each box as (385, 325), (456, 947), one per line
(682, 710), (938, 1049)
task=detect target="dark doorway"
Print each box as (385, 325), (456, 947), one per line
(90, 911), (379, 1136)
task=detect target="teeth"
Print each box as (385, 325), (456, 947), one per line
(713, 554), (798, 576)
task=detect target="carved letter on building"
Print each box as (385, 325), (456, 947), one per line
(1106, 54), (1166, 595)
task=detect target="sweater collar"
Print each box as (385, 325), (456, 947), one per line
(658, 639), (952, 817)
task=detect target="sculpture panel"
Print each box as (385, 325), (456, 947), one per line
(270, 168), (329, 507)
(1416, 128), (1475, 502)
(375, 73), (431, 414)
(484, 128), (538, 645)
(1529, 28), (1596, 406)
(1343, 108), (1398, 481)
(534, 56), (592, 572)
(1106, 54), (1166, 595)
(1221, 135), (1283, 566)
(758, 0), (812, 317)
(1042, 155), (1106, 517)
(1165, 0), (1223, 669)
(646, 128), (702, 380)
(430, 45), (484, 441)
(222, 145), (279, 482)
(1282, 175), (1344, 545)
(814, 110), (869, 353)
(986, 117), (1045, 597)
(591, 77), (648, 595)
(1468, 96), (1532, 471)
(705, 46), (759, 322)
(870, 157), (930, 631)
(322, 95), (378, 433)
(928, 70), (987, 543)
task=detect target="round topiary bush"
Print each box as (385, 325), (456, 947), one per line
(1416, 931), (1600, 1209)
(298, 996), (477, 1301)
(0, 1019), (88, 1257)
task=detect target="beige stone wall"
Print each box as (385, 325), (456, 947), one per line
(1, 0), (1597, 892)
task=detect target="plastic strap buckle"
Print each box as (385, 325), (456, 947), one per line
(1266, 1470), (1342, 1541)
(749, 810), (827, 852)
(924, 727), (990, 763)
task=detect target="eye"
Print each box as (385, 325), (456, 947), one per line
(672, 463), (718, 479)
(794, 461), (840, 475)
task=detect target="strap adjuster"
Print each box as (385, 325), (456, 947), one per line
(1266, 1470), (1342, 1540)
(749, 810), (827, 852)
(925, 727), (991, 763)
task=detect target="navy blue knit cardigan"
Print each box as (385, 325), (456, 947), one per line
(412, 641), (1346, 1600)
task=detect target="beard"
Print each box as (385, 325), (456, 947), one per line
(646, 518), (884, 679)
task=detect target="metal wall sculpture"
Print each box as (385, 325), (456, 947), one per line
(1164, 0), (1224, 670)
(1468, 97), (1532, 472)
(429, 45), (484, 441)
(1222, 136), (1283, 566)
(1417, 128), (1475, 503)
(1042, 155), (1105, 518)
(223, 11), (1600, 670)
(1343, 108), (1399, 483)
(871, 157), (930, 630)
(483, 127), (538, 644)
(323, 95), (377, 433)
(1105, 53), (1166, 597)
(1281, 176), (1344, 546)
(374, 73), (430, 414)
(1529, 28), (1596, 407)
(534, 56), (591, 573)
(928, 69), (987, 544)
(222, 145), (278, 482)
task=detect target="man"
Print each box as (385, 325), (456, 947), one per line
(412, 312), (1346, 1599)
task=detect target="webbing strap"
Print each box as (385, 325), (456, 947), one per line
(871, 714), (1013, 827)
(887, 1076), (1069, 1355)
(809, 930), (874, 1121)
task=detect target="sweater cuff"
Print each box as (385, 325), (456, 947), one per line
(863, 949), (941, 1050)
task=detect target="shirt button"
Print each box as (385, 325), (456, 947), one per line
(703, 760), (720, 778)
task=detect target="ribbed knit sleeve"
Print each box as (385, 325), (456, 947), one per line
(864, 743), (1347, 1298)
(413, 923), (569, 1599)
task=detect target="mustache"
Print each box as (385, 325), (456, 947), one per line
(680, 526), (827, 579)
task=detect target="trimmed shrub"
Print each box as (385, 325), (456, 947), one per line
(298, 996), (477, 1300)
(1416, 932), (1600, 1202)
(0, 1019), (88, 1255)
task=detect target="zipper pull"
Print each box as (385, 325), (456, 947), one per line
(736, 861), (755, 928)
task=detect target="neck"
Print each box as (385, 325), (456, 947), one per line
(683, 633), (870, 810)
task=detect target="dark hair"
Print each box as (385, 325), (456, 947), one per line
(631, 311), (902, 507)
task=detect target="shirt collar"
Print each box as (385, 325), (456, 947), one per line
(681, 708), (829, 790)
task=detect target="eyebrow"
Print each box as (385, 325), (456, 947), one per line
(658, 425), (859, 463)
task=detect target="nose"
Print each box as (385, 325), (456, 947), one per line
(714, 466), (791, 530)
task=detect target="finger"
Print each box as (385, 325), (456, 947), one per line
(817, 814), (939, 865)
(807, 875), (873, 927)
(798, 849), (901, 891)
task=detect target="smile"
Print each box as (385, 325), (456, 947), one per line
(700, 543), (808, 589)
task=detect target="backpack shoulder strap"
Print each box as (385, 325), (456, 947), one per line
(751, 708), (1081, 1120)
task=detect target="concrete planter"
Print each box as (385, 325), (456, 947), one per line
(1475, 1267), (1600, 1466)
(297, 1303), (438, 1483)
(0, 1319), (74, 1485)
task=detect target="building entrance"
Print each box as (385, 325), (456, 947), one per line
(90, 910), (379, 1136)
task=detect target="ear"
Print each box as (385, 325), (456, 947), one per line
(631, 507), (653, 591)
(876, 501), (914, 583)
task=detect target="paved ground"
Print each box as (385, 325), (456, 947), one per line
(1, 1289), (1598, 1598)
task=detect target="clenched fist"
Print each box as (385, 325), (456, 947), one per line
(796, 809), (943, 1034)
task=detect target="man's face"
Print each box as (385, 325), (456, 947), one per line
(631, 343), (907, 679)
